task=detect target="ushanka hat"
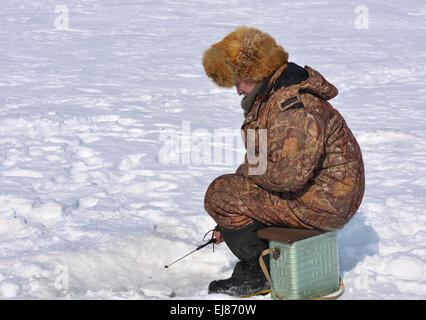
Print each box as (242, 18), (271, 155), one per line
(202, 26), (289, 87)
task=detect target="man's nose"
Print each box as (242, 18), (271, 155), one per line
(236, 86), (243, 96)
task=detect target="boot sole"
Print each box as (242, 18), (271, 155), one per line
(208, 288), (271, 298)
(242, 289), (271, 298)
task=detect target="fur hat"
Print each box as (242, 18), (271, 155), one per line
(202, 26), (289, 87)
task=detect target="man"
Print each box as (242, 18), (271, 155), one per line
(202, 26), (365, 297)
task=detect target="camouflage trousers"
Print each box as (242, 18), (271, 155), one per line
(204, 173), (312, 230)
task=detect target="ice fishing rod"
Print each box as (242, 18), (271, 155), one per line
(164, 237), (216, 269)
(164, 227), (218, 269)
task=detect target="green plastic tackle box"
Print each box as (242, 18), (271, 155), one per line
(257, 227), (341, 300)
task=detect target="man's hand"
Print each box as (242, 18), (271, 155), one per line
(213, 230), (224, 244)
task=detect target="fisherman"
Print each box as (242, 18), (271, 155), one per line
(202, 26), (365, 297)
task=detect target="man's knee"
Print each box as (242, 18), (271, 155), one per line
(204, 174), (240, 206)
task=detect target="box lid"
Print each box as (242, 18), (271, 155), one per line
(257, 227), (326, 244)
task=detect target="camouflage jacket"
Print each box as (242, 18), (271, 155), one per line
(236, 62), (365, 230)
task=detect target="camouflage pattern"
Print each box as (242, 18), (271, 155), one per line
(204, 63), (365, 231)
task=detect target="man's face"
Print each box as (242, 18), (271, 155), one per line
(236, 79), (257, 97)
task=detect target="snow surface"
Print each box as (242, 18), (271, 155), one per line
(0, 0), (425, 300)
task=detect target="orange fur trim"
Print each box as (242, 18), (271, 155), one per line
(202, 26), (289, 87)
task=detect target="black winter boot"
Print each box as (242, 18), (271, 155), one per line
(208, 220), (270, 297)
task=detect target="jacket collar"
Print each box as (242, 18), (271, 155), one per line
(242, 62), (311, 127)
(242, 63), (289, 126)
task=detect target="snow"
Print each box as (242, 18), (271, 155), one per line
(140, 283), (175, 298)
(0, 0), (425, 300)
(0, 281), (20, 298)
